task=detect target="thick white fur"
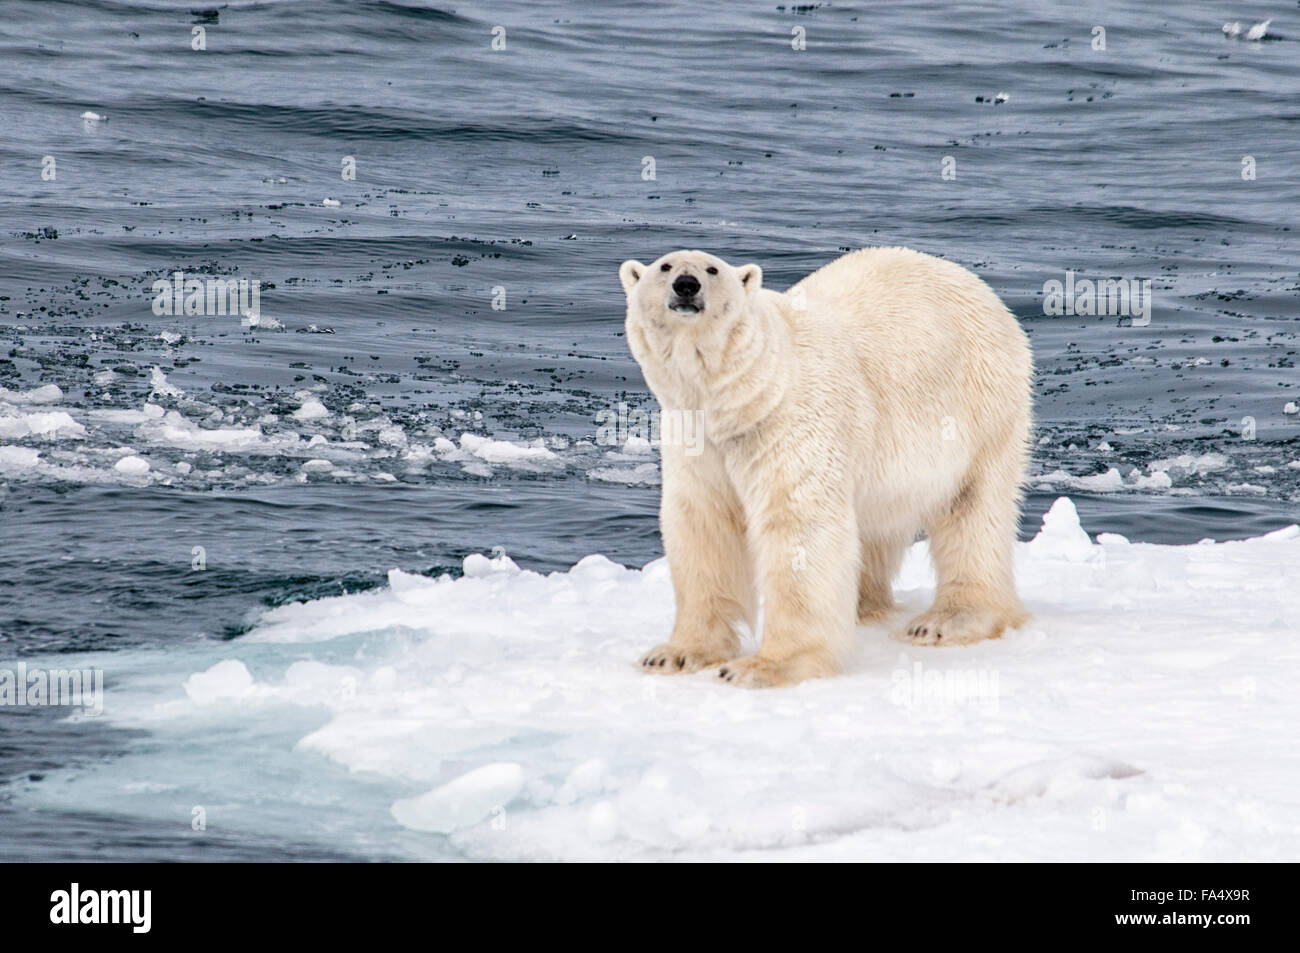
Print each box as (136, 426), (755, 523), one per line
(620, 248), (1032, 687)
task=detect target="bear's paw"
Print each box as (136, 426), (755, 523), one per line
(897, 606), (1017, 646)
(638, 643), (734, 674)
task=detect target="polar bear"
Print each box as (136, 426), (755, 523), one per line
(619, 247), (1032, 688)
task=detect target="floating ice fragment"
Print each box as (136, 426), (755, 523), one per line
(0, 411), (86, 440)
(0, 383), (63, 404)
(242, 311), (283, 329)
(1246, 19), (1271, 41)
(292, 397), (330, 422)
(0, 446), (41, 469)
(149, 366), (183, 398)
(458, 432), (556, 465)
(114, 455), (150, 475)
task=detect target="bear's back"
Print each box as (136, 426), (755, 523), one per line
(786, 246), (1028, 374)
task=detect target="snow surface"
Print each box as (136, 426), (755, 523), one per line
(10, 498), (1300, 860)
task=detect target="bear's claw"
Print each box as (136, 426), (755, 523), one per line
(638, 643), (731, 674)
(714, 653), (835, 689)
(897, 607), (1011, 646)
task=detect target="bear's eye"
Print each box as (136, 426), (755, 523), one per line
(660, 263), (671, 272)
(706, 266), (718, 275)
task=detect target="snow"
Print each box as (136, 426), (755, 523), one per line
(1025, 496), (1096, 561)
(10, 497), (1300, 860)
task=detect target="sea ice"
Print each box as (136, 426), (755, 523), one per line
(11, 497), (1300, 861)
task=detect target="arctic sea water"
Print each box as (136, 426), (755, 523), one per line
(1, 1), (1297, 859)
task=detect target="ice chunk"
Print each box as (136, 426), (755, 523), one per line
(15, 496), (1300, 861)
(1028, 497), (1095, 561)
(0, 383), (63, 404)
(149, 366), (183, 397)
(0, 411), (86, 439)
(462, 551), (521, 577)
(390, 763), (525, 833)
(0, 446), (41, 469)
(292, 398), (330, 422)
(113, 455), (150, 475)
(459, 432), (556, 465)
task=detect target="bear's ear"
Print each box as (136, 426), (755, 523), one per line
(619, 260), (645, 295)
(737, 264), (762, 294)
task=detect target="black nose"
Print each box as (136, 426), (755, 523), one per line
(672, 274), (701, 297)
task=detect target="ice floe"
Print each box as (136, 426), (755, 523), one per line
(12, 498), (1299, 860)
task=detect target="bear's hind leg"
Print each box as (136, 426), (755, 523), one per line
(856, 534), (907, 624)
(900, 454), (1028, 646)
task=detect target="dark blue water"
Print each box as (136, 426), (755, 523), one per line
(1, 0), (1298, 859)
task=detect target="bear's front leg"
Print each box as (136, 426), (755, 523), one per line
(717, 475), (858, 688)
(639, 446), (754, 675)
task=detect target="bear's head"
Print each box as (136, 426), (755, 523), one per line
(619, 250), (789, 432)
(618, 250), (762, 332)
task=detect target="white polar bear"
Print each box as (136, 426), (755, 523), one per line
(619, 247), (1033, 688)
